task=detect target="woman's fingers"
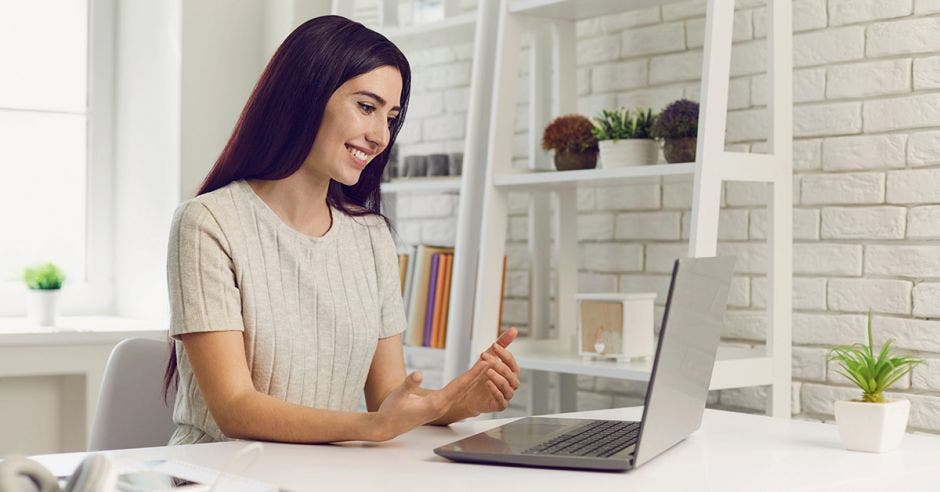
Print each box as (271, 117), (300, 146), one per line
(491, 343), (520, 376)
(482, 352), (520, 391)
(484, 365), (515, 401)
(485, 380), (508, 411)
(493, 326), (519, 348)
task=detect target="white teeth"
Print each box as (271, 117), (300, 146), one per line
(346, 145), (368, 161)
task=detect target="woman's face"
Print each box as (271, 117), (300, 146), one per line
(304, 65), (403, 186)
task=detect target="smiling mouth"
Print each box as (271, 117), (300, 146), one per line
(346, 145), (371, 163)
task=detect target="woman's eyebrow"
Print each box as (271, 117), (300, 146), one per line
(353, 90), (401, 112)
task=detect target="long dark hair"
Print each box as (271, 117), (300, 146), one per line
(164, 15), (411, 400)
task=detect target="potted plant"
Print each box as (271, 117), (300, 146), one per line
(542, 114), (599, 171)
(22, 262), (65, 327)
(650, 99), (699, 163)
(591, 107), (659, 168)
(828, 312), (923, 453)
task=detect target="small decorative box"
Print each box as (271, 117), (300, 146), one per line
(576, 292), (656, 360)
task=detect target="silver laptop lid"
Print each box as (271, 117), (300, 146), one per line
(633, 256), (735, 467)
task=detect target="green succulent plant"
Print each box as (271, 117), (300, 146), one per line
(828, 312), (922, 403)
(591, 107), (656, 140)
(22, 262), (66, 290)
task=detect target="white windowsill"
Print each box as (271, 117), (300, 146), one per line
(0, 315), (167, 346)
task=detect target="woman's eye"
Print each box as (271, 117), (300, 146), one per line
(358, 102), (374, 114)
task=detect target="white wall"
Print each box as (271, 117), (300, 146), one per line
(113, 0), (182, 322)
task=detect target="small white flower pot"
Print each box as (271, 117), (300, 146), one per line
(26, 289), (60, 327)
(598, 139), (660, 168)
(834, 399), (910, 453)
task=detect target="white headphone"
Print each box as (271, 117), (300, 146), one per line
(0, 454), (115, 492)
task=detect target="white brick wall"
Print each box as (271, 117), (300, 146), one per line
(393, 0), (940, 433)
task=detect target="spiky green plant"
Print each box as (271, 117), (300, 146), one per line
(828, 312), (922, 403)
(22, 262), (65, 290)
(591, 107), (656, 140)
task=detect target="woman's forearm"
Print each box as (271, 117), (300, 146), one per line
(218, 390), (383, 443)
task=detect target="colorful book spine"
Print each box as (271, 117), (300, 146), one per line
(430, 253), (448, 349)
(436, 254), (454, 349)
(423, 254), (440, 347)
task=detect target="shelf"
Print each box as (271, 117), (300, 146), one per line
(380, 177), (462, 194)
(511, 339), (773, 390)
(510, 0), (688, 21)
(493, 163), (694, 191)
(381, 12), (477, 47)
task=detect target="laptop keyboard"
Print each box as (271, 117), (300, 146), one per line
(523, 420), (640, 458)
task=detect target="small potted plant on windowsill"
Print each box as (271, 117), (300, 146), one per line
(22, 262), (65, 327)
(591, 107), (659, 168)
(650, 99), (699, 164)
(828, 312), (922, 453)
(542, 114), (599, 171)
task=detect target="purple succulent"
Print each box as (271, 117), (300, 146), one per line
(650, 99), (699, 139)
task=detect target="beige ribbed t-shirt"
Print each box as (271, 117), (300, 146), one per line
(166, 179), (406, 445)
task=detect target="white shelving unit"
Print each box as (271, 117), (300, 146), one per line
(465, 0), (793, 417)
(334, 1), (503, 369)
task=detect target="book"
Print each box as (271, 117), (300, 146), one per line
(430, 253), (450, 349)
(436, 253), (454, 349)
(398, 253), (409, 296)
(400, 245), (417, 309)
(424, 254), (441, 346)
(405, 245), (453, 346)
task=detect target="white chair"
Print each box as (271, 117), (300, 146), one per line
(88, 338), (178, 451)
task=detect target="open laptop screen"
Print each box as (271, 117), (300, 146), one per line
(633, 256), (735, 467)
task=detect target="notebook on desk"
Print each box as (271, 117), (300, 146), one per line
(434, 256), (735, 472)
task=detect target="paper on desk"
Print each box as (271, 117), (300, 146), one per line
(144, 460), (279, 492)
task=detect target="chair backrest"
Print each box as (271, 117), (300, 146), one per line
(88, 338), (177, 451)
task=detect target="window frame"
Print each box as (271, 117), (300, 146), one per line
(0, 0), (116, 316)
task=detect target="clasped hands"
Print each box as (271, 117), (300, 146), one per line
(374, 328), (521, 441)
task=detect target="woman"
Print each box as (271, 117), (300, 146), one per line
(164, 15), (520, 445)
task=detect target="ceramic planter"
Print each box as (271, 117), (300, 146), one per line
(554, 149), (598, 171)
(598, 139), (659, 168)
(27, 289), (60, 327)
(662, 136), (697, 163)
(834, 399), (910, 453)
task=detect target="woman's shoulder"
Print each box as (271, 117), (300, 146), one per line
(171, 181), (244, 231)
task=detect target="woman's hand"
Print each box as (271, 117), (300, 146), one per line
(373, 360), (488, 441)
(451, 327), (522, 418)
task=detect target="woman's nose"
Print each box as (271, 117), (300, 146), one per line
(366, 118), (389, 150)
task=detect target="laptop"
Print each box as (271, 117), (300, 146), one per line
(434, 256), (735, 472)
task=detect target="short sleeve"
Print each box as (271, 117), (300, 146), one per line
(369, 220), (408, 339)
(167, 201), (244, 339)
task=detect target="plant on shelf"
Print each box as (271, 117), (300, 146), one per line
(542, 114), (599, 171)
(591, 107), (659, 168)
(22, 262), (65, 327)
(828, 312), (923, 453)
(650, 99), (699, 164)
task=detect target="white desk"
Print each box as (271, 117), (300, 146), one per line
(30, 407), (940, 491)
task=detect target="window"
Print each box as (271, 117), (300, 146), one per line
(0, 1), (114, 315)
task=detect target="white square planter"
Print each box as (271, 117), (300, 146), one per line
(598, 139), (660, 168)
(834, 399), (910, 453)
(576, 293), (656, 360)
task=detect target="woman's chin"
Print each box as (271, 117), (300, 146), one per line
(334, 169), (363, 187)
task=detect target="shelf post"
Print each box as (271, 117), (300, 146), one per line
(462, 0), (522, 373)
(767, 0), (794, 418)
(689, 0), (735, 258)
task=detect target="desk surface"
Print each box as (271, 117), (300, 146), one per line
(31, 407), (940, 491)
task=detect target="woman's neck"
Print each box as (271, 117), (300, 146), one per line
(247, 169), (333, 237)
